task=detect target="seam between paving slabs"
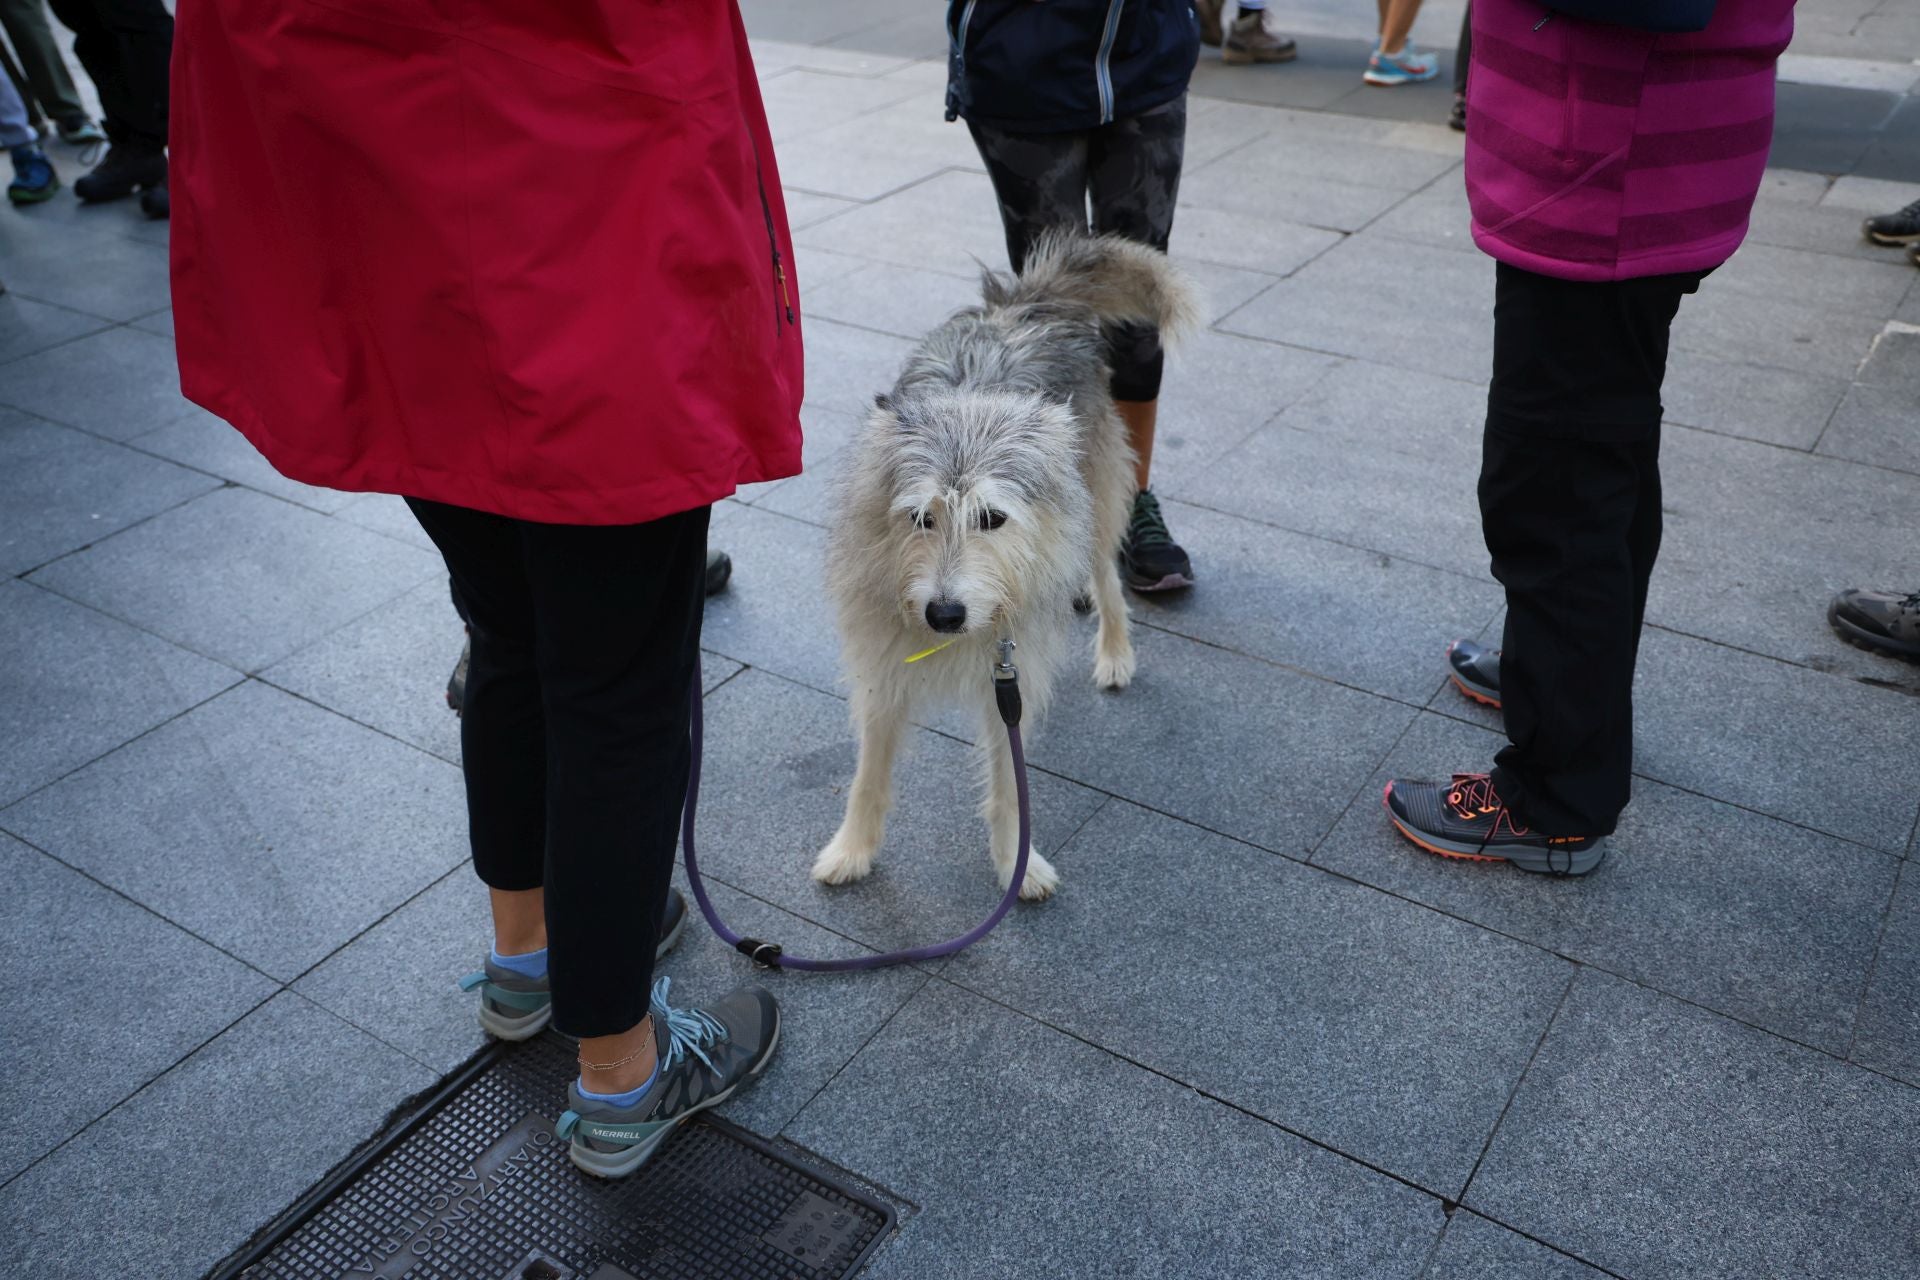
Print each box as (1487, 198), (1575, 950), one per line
(1455, 971), (1578, 1204)
(5, 454), (227, 581)
(1842, 856), (1908, 1063)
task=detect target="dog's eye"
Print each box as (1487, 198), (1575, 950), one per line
(978, 509), (1007, 531)
(911, 509), (934, 531)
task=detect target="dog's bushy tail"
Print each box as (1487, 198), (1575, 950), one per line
(982, 230), (1201, 345)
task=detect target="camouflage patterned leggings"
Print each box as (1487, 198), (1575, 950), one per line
(967, 96), (1187, 401)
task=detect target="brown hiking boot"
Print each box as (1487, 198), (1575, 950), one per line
(1193, 0), (1225, 46)
(1223, 12), (1298, 64)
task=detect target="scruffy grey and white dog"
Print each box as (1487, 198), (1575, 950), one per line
(813, 231), (1198, 900)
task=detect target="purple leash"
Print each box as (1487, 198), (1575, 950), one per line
(680, 641), (1032, 972)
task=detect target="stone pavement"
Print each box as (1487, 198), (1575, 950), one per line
(3, 7), (1920, 1279)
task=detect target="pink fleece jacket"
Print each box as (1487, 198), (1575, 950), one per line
(1464, 0), (1798, 282)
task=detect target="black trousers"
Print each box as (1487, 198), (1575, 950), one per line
(1482, 261), (1706, 837)
(967, 96), (1187, 401)
(44, 0), (170, 152)
(406, 498), (710, 1038)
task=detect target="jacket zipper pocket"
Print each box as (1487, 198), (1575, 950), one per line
(1095, 0), (1125, 125)
(751, 147), (794, 333)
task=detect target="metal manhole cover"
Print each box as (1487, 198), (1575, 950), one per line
(216, 1031), (894, 1280)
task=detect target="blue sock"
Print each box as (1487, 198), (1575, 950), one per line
(489, 945), (548, 979)
(578, 1059), (660, 1109)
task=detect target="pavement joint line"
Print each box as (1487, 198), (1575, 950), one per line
(1842, 857), (1908, 1064)
(0, 985), (280, 1200)
(252, 668), (467, 771)
(288, 985), (446, 1083)
(1412, 1214), (1456, 1280)
(1455, 969), (1579, 1206)
(5, 462), (227, 581)
(0, 816), (282, 989)
(773, 968), (939, 1148)
(1301, 705), (1425, 865)
(283, 861), (470, 995)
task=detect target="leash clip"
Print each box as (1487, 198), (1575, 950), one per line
(734, 937), (784, 969)
(992, 636), (1023, 727)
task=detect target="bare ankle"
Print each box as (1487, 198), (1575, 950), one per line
(579, 1015), (657, 1095)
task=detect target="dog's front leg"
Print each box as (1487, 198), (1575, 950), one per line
(812, 688), (905, 886)
(1090, 551), (1136, 690)
(980, 713), (1060, 900)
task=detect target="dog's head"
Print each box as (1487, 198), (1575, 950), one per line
(859, 388), (1090, 638)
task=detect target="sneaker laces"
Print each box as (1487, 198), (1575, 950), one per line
(650, 976), (728, 1074)
(1445, 773), (1502, 822)
(1128, 490), (1175, 551)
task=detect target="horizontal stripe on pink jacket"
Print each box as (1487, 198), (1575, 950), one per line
(1464, 0), (1797, 282)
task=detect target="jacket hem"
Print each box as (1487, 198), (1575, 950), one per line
(1470, 223), (1744, 283)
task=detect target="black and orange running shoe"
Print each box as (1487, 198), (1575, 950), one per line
(1383, 773), (1605, 876)
(1445, 638), (1502, 708)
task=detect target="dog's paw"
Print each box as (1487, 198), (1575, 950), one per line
(812, 834), (877, 886)
(1093, 648), (1136, 691)
(999, 848), (1061, 901)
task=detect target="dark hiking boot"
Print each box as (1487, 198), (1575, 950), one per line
(1446, 638), (1502, 707)
(139, 182), (168, 220)
(1828, 587), (1920, 661)
(1863, 198), (1920, 247)
(72, 145), (165, 203)
(556, 977), (780, 1178)
(447, 632), (470, 714)
(1120, 489), (1194, 592)
(1384, 773), (1605, 875)
(705, 547), (732, 596)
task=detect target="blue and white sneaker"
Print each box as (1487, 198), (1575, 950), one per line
(1364, 44), (1440, 86)
(458, 887), (691, 1041)
(556, 977), (780, 1179)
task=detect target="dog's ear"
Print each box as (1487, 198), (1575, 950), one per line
(872, 392), (892, 413)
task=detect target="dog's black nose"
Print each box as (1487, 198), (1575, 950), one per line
(925, 600), (967, 633)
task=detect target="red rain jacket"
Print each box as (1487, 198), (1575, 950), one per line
(169, 0), (803, 525)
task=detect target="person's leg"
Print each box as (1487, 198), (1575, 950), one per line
(0, 62), (36, 149)
(1365, 0), (1438, 83)
(965, 118), (1091, 274)
(46, 0), (168, 150)
(1089, 97), (1197, 592)
(1379, 0), (1425, 55)
(0, 0), (90, 128)
(517, 506), (709, 1066)
(3, 51), (57, 202)
(1450, 2), (1472, 129)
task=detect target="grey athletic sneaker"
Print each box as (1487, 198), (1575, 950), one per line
(458, 888), (692, 1041)
(555, 977), (780, 1179)
(1446, 638), (1502, 707)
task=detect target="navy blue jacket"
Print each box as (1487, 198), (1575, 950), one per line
(945, 0), (1200, 133)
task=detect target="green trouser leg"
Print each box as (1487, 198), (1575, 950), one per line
(0, 0), (88, 123)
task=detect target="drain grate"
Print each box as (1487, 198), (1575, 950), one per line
(217, 1031), (894, 1280)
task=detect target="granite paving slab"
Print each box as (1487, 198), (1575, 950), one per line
(0, 293), (107, 366)
(1, 680), (467, 980)
(0, 993), (432, 1280)
(0, 325), (209, 442)
(27, 486), (442, 673)
(129, 410), (359, 513)
(1854, 321), (1920, 394)
(944, 800), (1572, 1193)
(1648, 423), (1920, 687)
(0, 230), (171, 321)
(1660, 350), (1849, 450)
(770, 91), (986, 203)
(1160, 202), (1346, 276)
(129, 305), (173, 337)
(1148, 328), (1340, 493)
(1851, 863), (1920, 1086)
(1422, 1213), (1609, 1280)
(0, 832), (277, 1185)
(758, 66), (925, 144)
(0, 409), (218, 577)
(799, 259), (989, 341)
(686, 670), (1107, 957)
(778, 187), (861, 231)
(1221, 233), (1495, 378)
(1629, 626), (1920, 853)
(701, 501), (844, 694)
(789, 981), (1444, 1280)
(746, 36), (915, 79)
(1467, 970), (1920, 1280)
(1171, 255), (1287, 325)
(1178, 357), (1493, 576)
(794, 315), (916, 417)
(1133, 499), (1503, 703)
(0, 579), (238, 808)
(1313, 712), (1901, 1053)
(1707, 239), (1915, 319)
(1028, 625), (1416, 857)
(1670, 282), (1884, 382)
(1180, 129), (1459, 233)
(330, 491), (438, 551)
(1368, 172), (1477, 254)
(794, 169), (1023, 277)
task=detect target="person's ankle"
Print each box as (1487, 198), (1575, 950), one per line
(579, 1015), (657, 1096)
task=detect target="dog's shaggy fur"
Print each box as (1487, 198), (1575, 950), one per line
(814, 231), (1198, 899)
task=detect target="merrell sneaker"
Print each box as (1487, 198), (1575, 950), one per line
(1383, 773), (1605, 875)
(1827, 586), (1920, 660)
(72, 144), (165, 203)
(1446, 638), (1502, 707)
(555, 977), (780, 1178)
(1863, 198), (1920, 247)
(458, 889), (693, 1040)
(705, 547), (732, 596)
(1193, 0), (1225, 46)
(1121, 489), (1195, 592)
(1222, 12), (1298, 63)
(7, 145), (58, 205)
(1364, 45), (1440, 85)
